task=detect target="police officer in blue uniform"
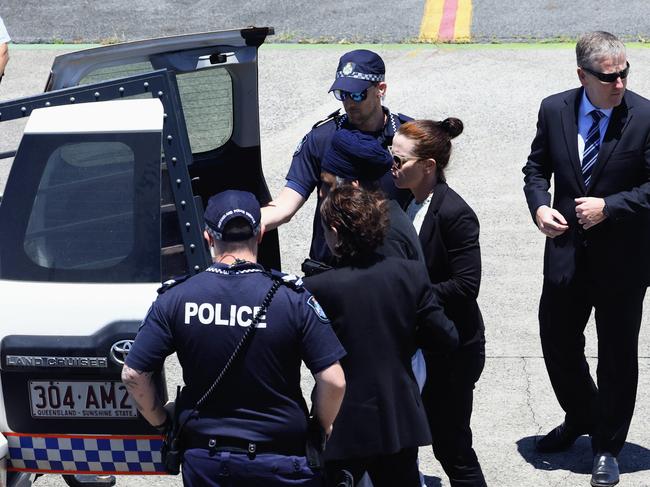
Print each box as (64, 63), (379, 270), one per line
(122, 190), (346, 487)
(262, 49), (412, 263)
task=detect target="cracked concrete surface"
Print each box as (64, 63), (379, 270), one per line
(3, 45), (650, 487)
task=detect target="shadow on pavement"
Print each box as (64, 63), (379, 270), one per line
(424, 475), (443, 486)
(517, 435), (650, 474)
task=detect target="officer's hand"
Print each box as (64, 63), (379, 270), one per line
(535, 205), (569, 238)
(575, 197), (606, 230)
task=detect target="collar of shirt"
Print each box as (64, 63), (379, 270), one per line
(339, 106), (397, 139)
(207, 261), (265, 275)
(578, 90), (613, 157)
(406, 192), (434, 235)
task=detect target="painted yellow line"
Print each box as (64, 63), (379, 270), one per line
(419, 0), (445, 42)
(454, 0), (473, 42)
(418, 0), (472, 42)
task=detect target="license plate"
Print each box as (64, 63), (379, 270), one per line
(29, 380), (138, 419)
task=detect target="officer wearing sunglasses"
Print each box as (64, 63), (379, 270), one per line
(262, 49), (412, 265)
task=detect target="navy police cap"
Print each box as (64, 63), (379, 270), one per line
(322, 129), (392, 181)
(329, 49), (386, 94)
(204, 190), (261, 241)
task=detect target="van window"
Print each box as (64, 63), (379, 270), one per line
(0, 132), (161, 283)
(24, 142), (135, 270)
(79, 62), (233, 154)
(79, 62), (155, 86)
(176, 68), (233, 153)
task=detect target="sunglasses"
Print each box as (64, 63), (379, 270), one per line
(333, 88), (369, 103)
(581, 61), (630, 83)
(388, 147), (418, 168)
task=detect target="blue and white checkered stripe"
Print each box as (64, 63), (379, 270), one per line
(6, 434), (165, 474)
(336, 71), (385, 82)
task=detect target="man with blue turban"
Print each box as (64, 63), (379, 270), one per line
(318, 128), (424, 264)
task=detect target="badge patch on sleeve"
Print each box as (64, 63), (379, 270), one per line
(307, 295), (330, 323)
(293, 135), (307, 156)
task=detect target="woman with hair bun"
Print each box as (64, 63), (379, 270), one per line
(392, 118), (487, 486)
(304, 185), (459, 487)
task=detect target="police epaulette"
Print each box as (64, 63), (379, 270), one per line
(157, 274), (191, 294)
(312, 109), (342, 129)
(269, 269), (304, 291)
(396, 112), (413, 123)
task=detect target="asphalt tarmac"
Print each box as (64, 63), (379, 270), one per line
(2, 43), (650, 486)
(2, 0), (650, 44)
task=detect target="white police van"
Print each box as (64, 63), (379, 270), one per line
(0, 27), (279, 486)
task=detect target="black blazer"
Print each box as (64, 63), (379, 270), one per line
(523, 88), (650, 286)
(418, 182), (485, 347)
(378, 200), (425, 262)
(304, 256), (458, 460)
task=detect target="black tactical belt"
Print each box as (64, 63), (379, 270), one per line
(183, 435), (304, 457)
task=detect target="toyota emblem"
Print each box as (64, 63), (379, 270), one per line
(110, 340), (134, 365)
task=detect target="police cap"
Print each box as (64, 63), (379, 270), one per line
(329, 49), (386, 94)
(204, 190), (261, 241)
(322, 129), (392, 182)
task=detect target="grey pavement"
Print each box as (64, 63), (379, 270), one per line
(2, 44), (650, 486)
(2, 1), (650, 44)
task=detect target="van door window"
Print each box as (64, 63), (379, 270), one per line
(24, 141), (136, 270)
(176, 68), (233, 153)
(78, 62), (155, 86)
(0, 133), (161, 283)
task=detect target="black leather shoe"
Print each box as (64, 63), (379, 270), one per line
(591, 453), (619, 486)
(536, 422), (587, 453)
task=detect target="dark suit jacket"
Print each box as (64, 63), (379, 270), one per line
(523, 88), (650, 286)
(378, 200), (425, 262)
(418, 182), (485, 347)
(304, 255), (458, 460)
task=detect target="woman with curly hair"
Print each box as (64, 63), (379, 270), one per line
(304, 185), (459, 487)
(392, 118), (487, 486)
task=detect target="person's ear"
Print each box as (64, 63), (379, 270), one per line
(423, 158), (437, 175)
(376, 82), (387, 98)
(256, 224), (265, 244)
(203, 230), (212, 245)
(351, 180), (360, 188)
(577, 67), (587, 87)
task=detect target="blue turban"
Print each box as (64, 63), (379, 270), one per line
(322, 129), (393, 181)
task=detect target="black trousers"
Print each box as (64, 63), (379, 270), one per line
(324, 447), (420, 487)
(539, 272), (646, 455)
(422, 343), (487, 487)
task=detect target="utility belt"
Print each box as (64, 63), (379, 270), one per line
(182, 434), (305, 457)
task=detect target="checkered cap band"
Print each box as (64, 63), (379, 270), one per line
(6, 433), (165, 474)
(336, 71), (385, 82)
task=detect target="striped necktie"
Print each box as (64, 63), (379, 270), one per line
(582, 110), (604, 186)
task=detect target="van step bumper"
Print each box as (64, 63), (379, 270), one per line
(5, 433), (166, 475)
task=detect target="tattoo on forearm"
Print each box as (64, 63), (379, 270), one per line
(122, 366), (159, 414)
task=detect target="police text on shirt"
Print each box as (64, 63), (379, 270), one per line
(184, 303), (266, 328)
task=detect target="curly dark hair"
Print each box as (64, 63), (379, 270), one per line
(320, 185), (389, 259)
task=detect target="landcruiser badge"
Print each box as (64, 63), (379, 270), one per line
(110, 340), (134, 365)
(6, 356), (107, 368)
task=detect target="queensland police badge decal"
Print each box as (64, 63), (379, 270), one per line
(293, 135), (307, 156)
(307, 295), (330, 323)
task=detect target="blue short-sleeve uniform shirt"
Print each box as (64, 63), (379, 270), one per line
(286, 106), (412, 263)
(126, 261), (345, 446)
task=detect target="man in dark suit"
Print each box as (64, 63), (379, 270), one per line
(523, 31), (650, 487)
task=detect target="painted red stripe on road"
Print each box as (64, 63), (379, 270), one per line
(438, 0), (459, 41)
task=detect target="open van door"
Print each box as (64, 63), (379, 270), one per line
(0, 26), (277, 485)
